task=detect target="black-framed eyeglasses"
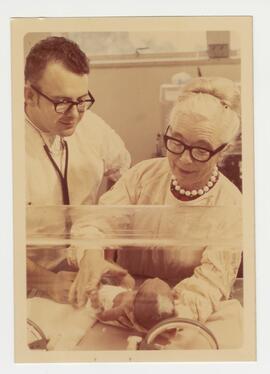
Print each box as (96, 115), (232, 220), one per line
(31, 85), (95, 114)
(163, 126), (227, 162)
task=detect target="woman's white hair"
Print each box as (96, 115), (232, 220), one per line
(169, 77), (241, 145)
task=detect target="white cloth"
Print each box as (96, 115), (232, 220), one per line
(93, 157), (242, 347)
(27, 297), (97, 350)
(26, 110), (131, 269)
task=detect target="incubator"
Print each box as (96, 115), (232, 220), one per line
(26, 205), (243, 351)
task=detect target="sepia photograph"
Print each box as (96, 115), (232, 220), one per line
(11, 16), (255, 362)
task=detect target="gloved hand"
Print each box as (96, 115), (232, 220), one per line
(68, 253), (134, 308)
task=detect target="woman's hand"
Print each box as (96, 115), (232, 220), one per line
(68, 254), (134, 308)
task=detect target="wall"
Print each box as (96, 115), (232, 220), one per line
(89, 58), (241, 165)
(23, 32), (240, 165)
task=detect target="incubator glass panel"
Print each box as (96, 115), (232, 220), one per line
(26, 205), (243, 351)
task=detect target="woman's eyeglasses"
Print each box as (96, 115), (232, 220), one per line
(31, 85), (95, 114)
(163, 126), (227, 162)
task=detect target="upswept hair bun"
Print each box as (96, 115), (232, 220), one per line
(183, 77), (240, 116)
(170, 77), (241, 144)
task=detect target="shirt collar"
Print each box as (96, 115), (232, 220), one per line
(25, 114), (63, 153)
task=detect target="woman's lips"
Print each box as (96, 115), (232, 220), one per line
(177, 167), (195, 175)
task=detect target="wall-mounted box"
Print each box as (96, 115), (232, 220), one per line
(207, 31), (230, 58)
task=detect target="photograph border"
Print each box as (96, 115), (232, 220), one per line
(11, 16), (255, 363)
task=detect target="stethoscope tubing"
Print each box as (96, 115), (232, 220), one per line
(43, 140), (70, 205)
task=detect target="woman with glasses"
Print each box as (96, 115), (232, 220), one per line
(70, 77), (243, 348)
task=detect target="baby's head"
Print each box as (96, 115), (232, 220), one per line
(133, 278), (175, 330)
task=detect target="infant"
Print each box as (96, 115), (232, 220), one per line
(133, 278), (175, 329)
(93, 277), (175, 331)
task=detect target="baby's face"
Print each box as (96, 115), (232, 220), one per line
(133, 278), (175, 330)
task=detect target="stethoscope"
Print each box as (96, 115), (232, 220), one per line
(27, 119), (72, 235)
(27, 118), (70, 205)
(43, 141), (70, 205)
(43, 141), (73, 234)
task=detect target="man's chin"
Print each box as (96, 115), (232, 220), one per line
(58, 126), (77, 137)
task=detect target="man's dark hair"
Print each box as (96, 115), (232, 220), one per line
(25, 36), (90, 83)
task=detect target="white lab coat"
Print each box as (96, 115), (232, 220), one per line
(26, 110), (131, 205)
(26, 110), (131, 269)
(96, 157), (243, 348)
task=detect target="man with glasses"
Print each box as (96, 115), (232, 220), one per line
(25, 36), (131, 303)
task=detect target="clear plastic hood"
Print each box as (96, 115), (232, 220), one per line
(26, 205), (242, 249)
(26, 204), (243, 350)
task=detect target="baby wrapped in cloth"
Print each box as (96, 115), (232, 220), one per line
(91, 277), (176, 332)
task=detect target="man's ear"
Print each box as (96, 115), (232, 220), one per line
(24, 83), (36, 106)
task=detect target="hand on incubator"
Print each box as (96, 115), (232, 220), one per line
(68, 252), (135, 308)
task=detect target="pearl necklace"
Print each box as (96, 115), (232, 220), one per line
(171, 166), (219, 198)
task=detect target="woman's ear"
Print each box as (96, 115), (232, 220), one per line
(218, 143), (231, 163)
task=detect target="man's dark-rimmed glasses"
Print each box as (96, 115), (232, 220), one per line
(31, 85), (95, 114)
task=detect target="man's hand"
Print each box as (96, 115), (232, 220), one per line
(27, 258), (76, 304)
(46, 271), (77, 304)
(68, 254), (135, 308)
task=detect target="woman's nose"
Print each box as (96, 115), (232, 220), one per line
(178, 149), (193, 164)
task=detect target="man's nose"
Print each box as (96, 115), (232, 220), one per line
(66, 104), (80, 117)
